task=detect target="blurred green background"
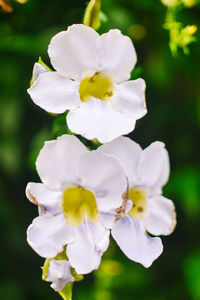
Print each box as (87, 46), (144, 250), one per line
(0, 0), (200, 299)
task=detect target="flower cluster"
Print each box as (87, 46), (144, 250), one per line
(26, 21), (176, 298)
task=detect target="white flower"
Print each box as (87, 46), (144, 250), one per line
(99, 136), (176, 267)
(27, 24), (147, 143)
(45, 259), (74, 291)
(26, 134), (127, 274)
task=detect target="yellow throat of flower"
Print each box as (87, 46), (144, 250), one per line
(79, 70), (114, 103)
(62, 186), (98, 227)
(128, 186), (148, 219)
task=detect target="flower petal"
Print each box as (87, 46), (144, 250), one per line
(143, 195), (176, 236)
(36, 135), (88, 190)
(27, 72), (80, 113)
(78, 150), (127, 212)
(67, 222), (109, 274)
(137, 141), (170, 193)
(67, 99), (135, 143)
(32, 62), (48, 82)
(95, 29), (137, 83)
(46, 260), (74, 291)
(27, 214), (74, 258)
(26, 182), (62, 215)
(99, 136), (142, 186)
(111, 79), (147, 119)
(98, 212), (116, 229)
(90, 222), (110, 253)
(112, 216), (163, 267)
(48, 24), (99, 80)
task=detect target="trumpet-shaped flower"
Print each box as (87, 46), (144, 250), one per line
(26, 134), (127, 274)
(27, 24), (147, 143)
(99, 137), (176, 267)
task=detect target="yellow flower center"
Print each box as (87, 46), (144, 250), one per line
(62, 186), (98, 227)
(128, 186), (148, 219)
(79, 70), (114, 103)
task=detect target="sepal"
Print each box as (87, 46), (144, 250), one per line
(58, 283), (73, 300)
(83, 0), (101, 30)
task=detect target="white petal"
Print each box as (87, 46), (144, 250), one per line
(90, 222), (110, 253)
(95, 29), (137, 83)
(32, 62), (48, 82)
(36, 135), (88, 190)
(137, 142), (170, 192)
(78, 150), (127, 212)
(112, 216), (163, 267)
(67, 222), (109, 274)
(46, 260), (74, 291)
(153, 147), (170, 193)
(67, 99), (135, 143)
(98, 212), (116, 229)
(26, 182), (61, 215)
(143, 195), (176, 236)
(48, 24), (99, 80)
(27, 214), (74, 258)
(99, 136), (142, 186)
(27, 72), (80, 113)
(111, 79), (147, 119)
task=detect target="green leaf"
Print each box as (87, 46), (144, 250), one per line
(58, 283), (73, 300)
(83, 0), (101, 30)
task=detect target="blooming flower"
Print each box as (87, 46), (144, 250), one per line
(26, 134), (127, 274)
(27, 24), (147, 143)
(99, 136), (176, 267)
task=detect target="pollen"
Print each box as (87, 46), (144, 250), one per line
(79, 70), (114, 103)
(62, 186), (98, 227)
(128, 186), (148, 219)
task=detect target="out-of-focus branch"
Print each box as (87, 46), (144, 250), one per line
(0, 0), (13, 13)
(161, 0), (198, 55)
